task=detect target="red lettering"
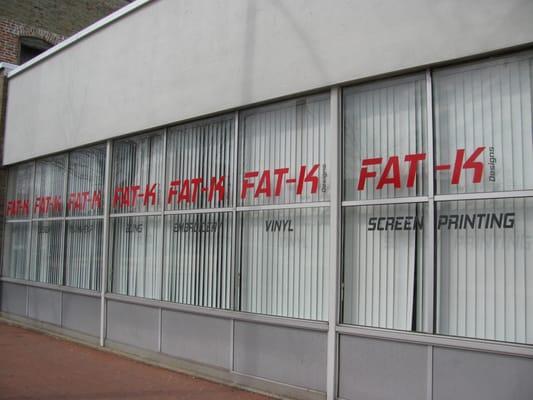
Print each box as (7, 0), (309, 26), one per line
(357, 158), (382, 190)
(255, 170), (272, 198)
(143, 184), (157, 206)
(241, 171), (258, 199)
(208, 176), (225, 202)
(178, 180), (191, 203)
(273, 168), (289, 196)
(167, 180), (180, 204)
(190, 178), (203, 203)
(296, 164), (320, 195)
(404, 153), (426, 188)
(451, 147), (485, 185)
(377, 156), (401, 189)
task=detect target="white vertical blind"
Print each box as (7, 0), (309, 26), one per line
(33, 155), (67, 218)
(163, 213), (233, 308)
(110, 216), (162, 299)
(29, 220), (64, 284)
(343, 204), (425, 330)
(166, 116), (234, 210)
(2, 222), (30, 279)
(67, 145), (106, 217)
(5, 162), (33, 220)
(112, 132), (164, 213)
(436, 198), (533, 344)
(343, 75), (427, 201)
(239, 95), (330, 206)
(434, 53), (533, 194)
(238, 207), (329, 320)
(65, 219), (102, 291)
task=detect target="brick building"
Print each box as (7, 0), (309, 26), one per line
(0, 0), (130, 259)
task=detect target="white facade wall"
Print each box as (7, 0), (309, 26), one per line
(4, 0), (533, 164)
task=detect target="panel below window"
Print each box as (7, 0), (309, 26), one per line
(237, 207), (329, 320)
(436, 198), (533, 344)
(342, 203), (427, 331)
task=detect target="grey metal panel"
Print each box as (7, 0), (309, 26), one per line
(106, 300), (159, 352)
(0, 282), (27, 316)
(433, 347), (533, 400)
(338, 334), (428, 400)
(234, 320), (327, 392)
(5, 0), (533, 164)
(27, 286), (61, 325)
(160, 309), (231, 369)
(61, 292), (100, 337)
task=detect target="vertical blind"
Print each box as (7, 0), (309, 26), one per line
(112, 132), (164, 213)
(166, 116), (234, 210)
(67, 145), (106, 217)
(2, 222), (30, 279)
(436, 198), (533, 344)
(163, 213), (234, 308)
(343, 204), (425, 330)
(110, 216), (162, 299)
(29, 220), (64, 284)
(238, 207), (330, 320)
(434, 53), (533, 194)
(65, 219), (103, 291)
(343, 76), (427, 201)
(239, 95), (330, 206)
(5, 162), (33, 220)
(33, 155), (67, 218)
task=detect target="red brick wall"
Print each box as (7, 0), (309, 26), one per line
(0, 16), (64, 64)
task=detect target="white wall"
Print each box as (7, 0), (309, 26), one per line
(4, 0), (533, 164)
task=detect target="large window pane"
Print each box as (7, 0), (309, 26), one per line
(2, 222), (30, 279)
(112, 132), (164, 213)
(110, 216), (162, 299)
(67, 145), (106, 217)
(343, 76), (427, 201)
(436, 198), (533, 344)
(238, 207), (329, 320)
(65, 219), (102, 291)
(342, 204), (426, 331)
(434, 52), (533, 194)
(163, 212), (233, 308)
(166, 116), (234, 210)
(239, 95), (330, 206)
(5, 162), (33, 220)
(29, 220), (64, 284)
(33, 155), (67, 218)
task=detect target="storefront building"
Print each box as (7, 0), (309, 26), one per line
(1, 1), (533, 399)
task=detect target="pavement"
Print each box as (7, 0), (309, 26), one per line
(0, 321), (272, 400)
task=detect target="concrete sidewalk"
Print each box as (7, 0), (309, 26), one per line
(0, 321), (272, 400)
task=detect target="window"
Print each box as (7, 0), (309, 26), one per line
(436, 198), (533, 344)
(110, 215), (162, 299)
(64, 145), (106, 290)
(19, 37), (52, 64)
(343, 75), (427, 201)
(432, 52), (533, 344)
(342, 75), (429, 332)
(2, 146), (105, 291)
(434, 53), (533, 194)
(163, 212), (234, 308)
(109, 131), (164, 299)
(3, 162), (33, 279)
(237, 95), (331, 320)
(238, 207), (329, 320)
